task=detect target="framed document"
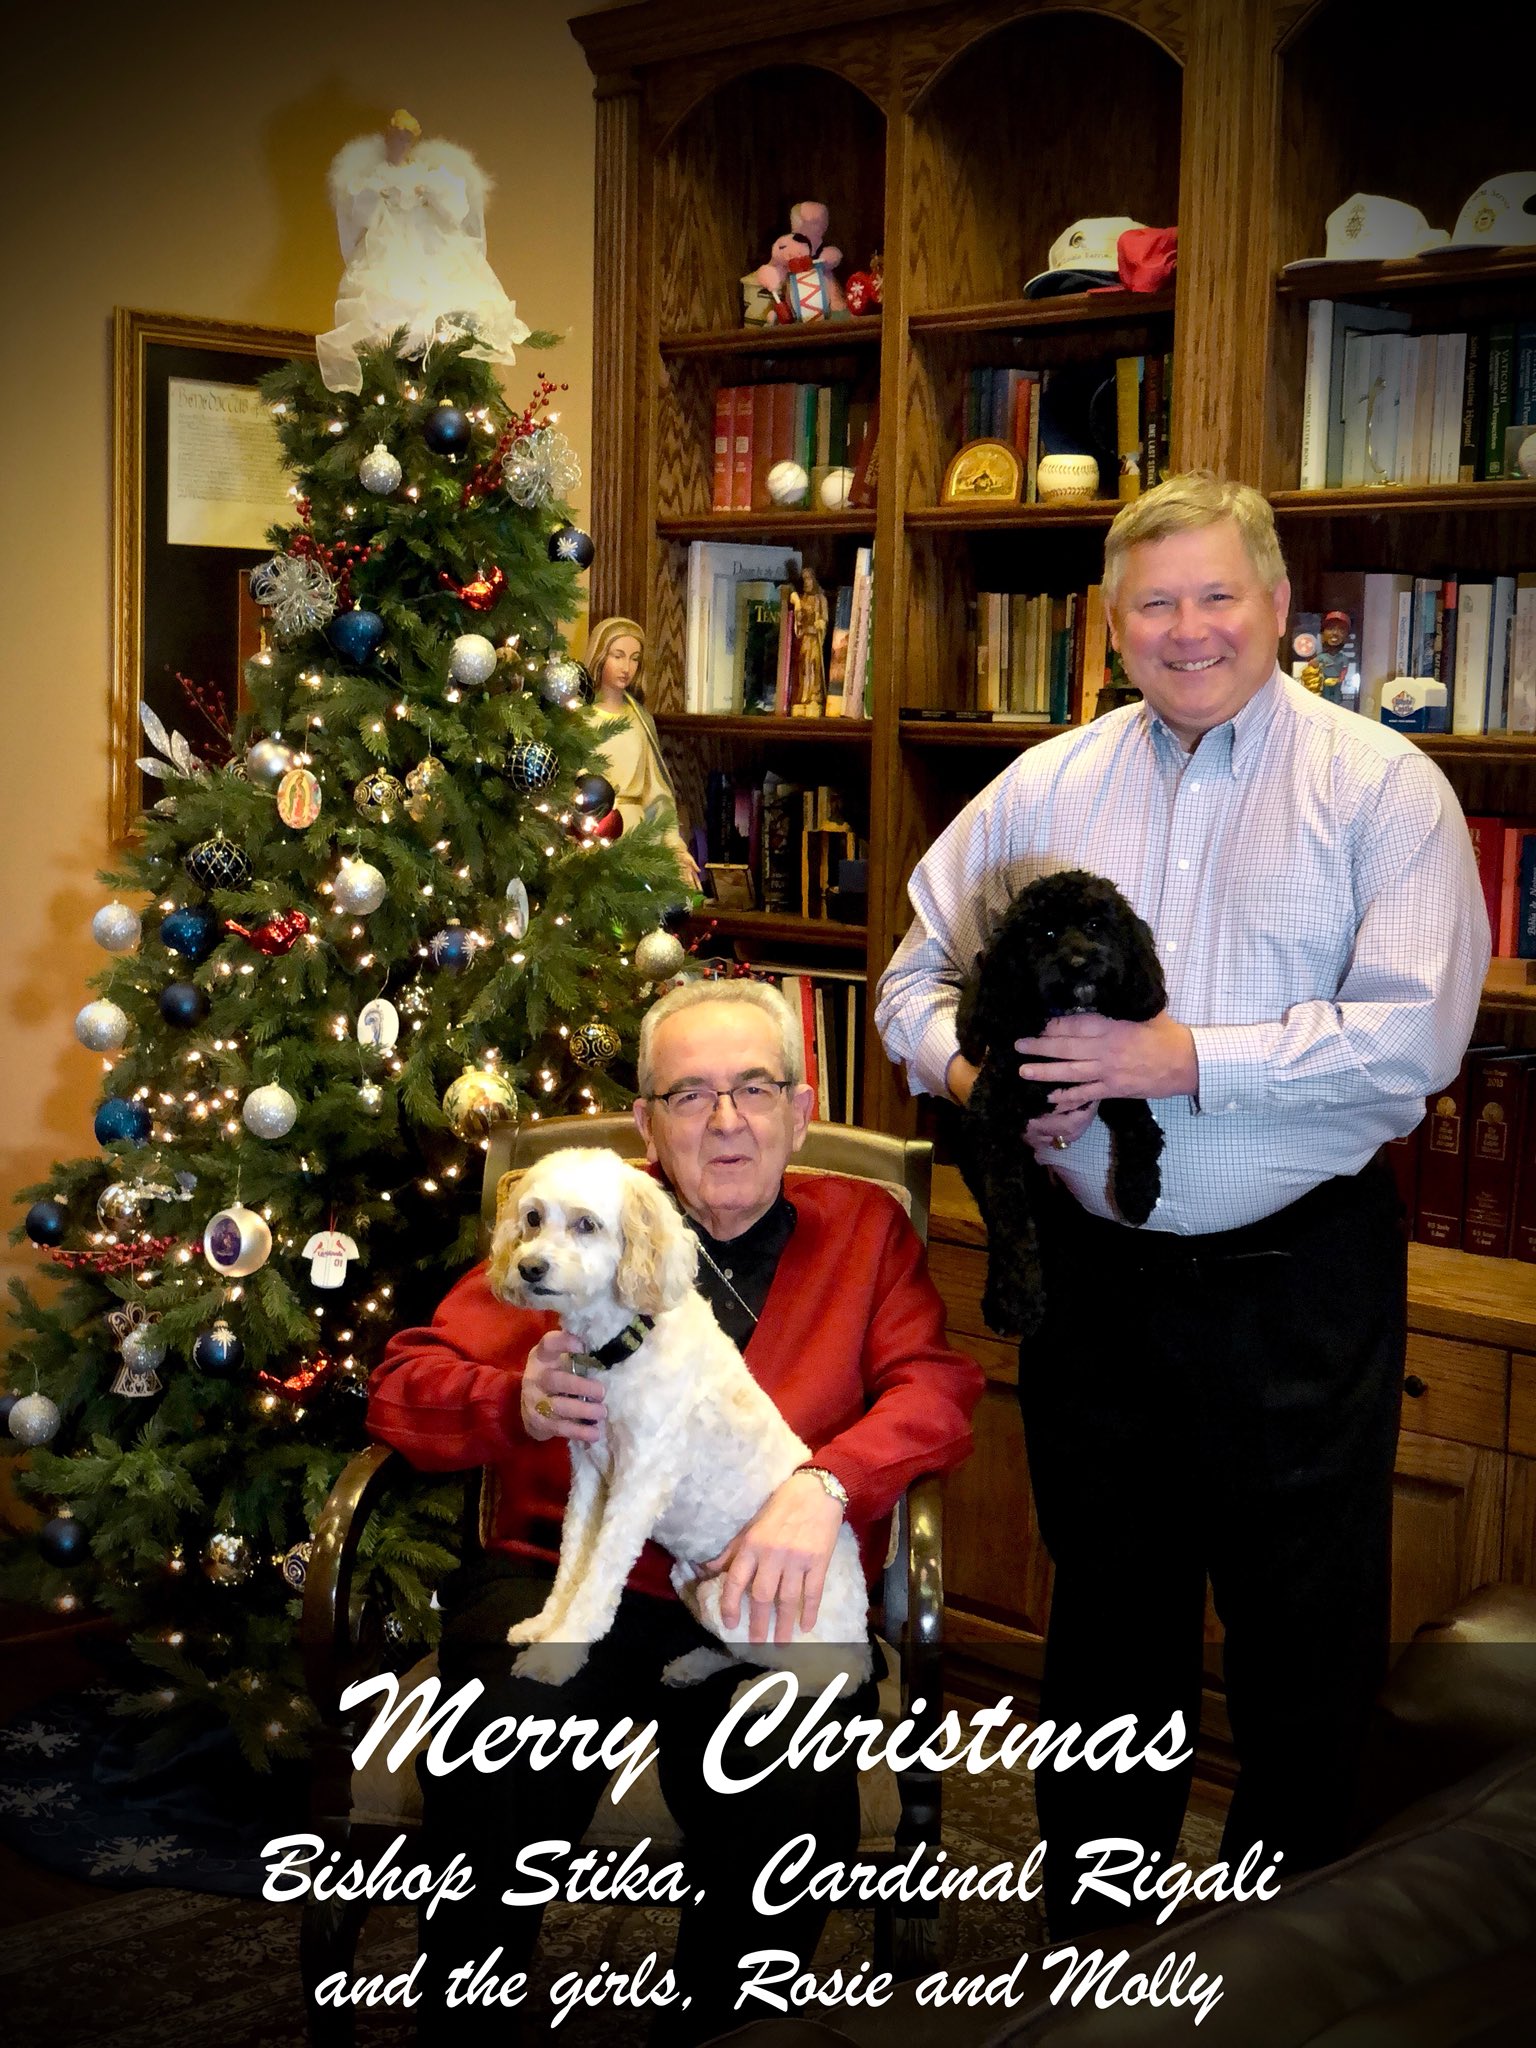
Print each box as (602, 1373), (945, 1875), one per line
(111, 309), (316, 843)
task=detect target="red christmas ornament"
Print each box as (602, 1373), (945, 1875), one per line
(845, 252), (884, 315)
(257, 1356), (334, 1400)
(225, 909), (311, 956)
(569, 807), (625, 844)
(439, 564), (507, 611)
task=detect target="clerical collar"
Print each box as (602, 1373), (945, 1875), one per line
(660, 1180), (797, 1348)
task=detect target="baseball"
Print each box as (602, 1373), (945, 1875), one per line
(818, 465), (856, 511)
(766, 460), (810, 507)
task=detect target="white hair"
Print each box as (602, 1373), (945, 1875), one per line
(637, 979), (804, 1095)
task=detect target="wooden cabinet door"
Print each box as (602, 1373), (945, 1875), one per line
(1391, 1431), (1505, 1642)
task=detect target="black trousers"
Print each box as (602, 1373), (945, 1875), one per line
(415, 1560), (879, 2046)
(1019, 1157), (1406, 1938)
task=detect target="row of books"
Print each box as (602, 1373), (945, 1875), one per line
(1398, 1048), (1536, 1261)
(767, 969), (867, 1126)
(970, 584), (1110, 722)
(1299, 305), (1536, 491)
(1289, 568), (1536, 732)
(1468, 817), (1536, 959)
(961, 356), (1171, 503)
(683, 539), (874, 716)
(696, 772), (865, 921)
(710, 383), (878, 511)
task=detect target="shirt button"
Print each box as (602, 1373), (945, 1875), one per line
(1226, 1101), (1237, 1111)
(1178, 859), (1189, 871)
(1166, 939), (1178, 951)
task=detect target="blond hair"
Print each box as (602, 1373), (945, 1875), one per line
(584, 616), (649, 707)
(637, 979), (803, 1095)
(1102, 472), (1287, 607)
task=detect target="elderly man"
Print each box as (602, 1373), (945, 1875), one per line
(876, 473), (1488, 1936)
(369, 978), (981, 2043)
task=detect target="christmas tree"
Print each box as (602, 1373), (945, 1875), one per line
(4, 274), (692, 1770)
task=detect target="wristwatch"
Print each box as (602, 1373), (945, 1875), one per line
(797, 1464), (850, 1511)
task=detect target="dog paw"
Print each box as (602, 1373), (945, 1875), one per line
(505, 1614), (548, 1646)
(661, 1647), (738, 1687)
(512, 1640), (590, 1687)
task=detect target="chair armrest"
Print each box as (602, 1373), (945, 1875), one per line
(300, 1441), (406, 1719)
(903, 1473), (944, 1719)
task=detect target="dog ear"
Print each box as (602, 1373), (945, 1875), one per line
(616, 1170), (697, 1314)
(959, 944), (1019, 1063)
(493, 1167), (524, 1222)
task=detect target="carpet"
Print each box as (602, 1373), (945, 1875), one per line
(0, 1746), (1227, 2047)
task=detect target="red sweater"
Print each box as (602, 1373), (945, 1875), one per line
(367, 1171), (984, 1599)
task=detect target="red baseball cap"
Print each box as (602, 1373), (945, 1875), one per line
(1118, 226), (1177, 292)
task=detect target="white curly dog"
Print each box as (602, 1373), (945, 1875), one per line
(488, 1146), (871, 1694)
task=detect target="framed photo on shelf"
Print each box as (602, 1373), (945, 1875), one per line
(704, 862), (756, 910)
(111, 308), (315, 844)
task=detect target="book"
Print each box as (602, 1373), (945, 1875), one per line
(1299, 299), (1334, 489)
(1142, 353), (1164, 489)
(1517, 321), (1536, 428)
(1519, 831), (1536, 961)
(1464, 815), (1504, 950)
(1459, 328), (1487, 483)
(1464, 1053), (1529, 1255)
(1080, 583), (1109, 722)
(1350, 571), (1414, 716)
(1416, 1061), (1471, 1247)
(1512, 1064), (1536, 1264)
(1326, 303), (1411, 487)
(749, 384), (777, 510)
(738, 585), (784, 715)
(1489, 575), (1518, 731)
(684, 541), (802, 710)
(848, 397), (880, 508)
(1451, 581), (1492, 736)
(825, 583), (854, 715)
(730, 385), (753, 510)
(1410, 576), (1440, 680)
(1115, 356), (1142, 500)
(759, 774), (802, 911)
(1407, 331), (1438, 486)
(1430, 332), (1468, 485)
(1393, 336), (1421, 486)
(1484, 323), (1516, 480)
(1511, 572), (1536, 734)
(711, 387), (734, 511)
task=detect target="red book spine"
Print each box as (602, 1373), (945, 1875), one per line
(1416, 1060), (1472, 1247)
(1500, 826), (1523, 956)
(1511, 1065), (1536, 1263)
(749, 385), (776, 510)
(799, 976), (819, 1117)
(1464, 815), (1502, 951)
(1464, 1053), (1528, 1255)
(770, 382), (797, 469)
(711, 387), (734, 512)
(730, 386), (754, 510)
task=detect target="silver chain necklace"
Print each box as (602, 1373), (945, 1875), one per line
(690, 1231), (759, 1328)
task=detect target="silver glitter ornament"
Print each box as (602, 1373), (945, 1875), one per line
(204, 1531), (254, 1585)
(501, 426), (581, 508)
(7, 1392), (61, 1446)
(122, 1324), (168, 1372)
(333, 857), (388, 915)
(539, 656), (591, 709)
(75, 999), (130, 1052)
(249, 553), (338, 639)
(245, 737), (295, 789)
(635, 930), (687, 980)
(92, 902), (141, 953)
(448, 633), (498, 688)
(359, 441), (403, 495)
(242, 1083), (298, 1139)
(356, 1081), (385, 1116)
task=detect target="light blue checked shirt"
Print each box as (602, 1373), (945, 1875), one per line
(876, 670), (1490, 1234)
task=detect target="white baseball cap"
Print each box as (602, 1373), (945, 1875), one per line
(1023, 216), (1145, 298)
(1445, 174), (1536, 251)
(1284, 193), (1449, 270)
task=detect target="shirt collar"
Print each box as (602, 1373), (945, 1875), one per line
(1141, 665), (1285, 779)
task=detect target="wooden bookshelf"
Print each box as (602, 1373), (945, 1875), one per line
(653, 712), (873, 746)
(1273, 249), (1536, 304)
(1270, 483), (1536, 519)
(687, 910), (866, 951)
(909, 288), (1175, 340)
(659, 317), (883, 360)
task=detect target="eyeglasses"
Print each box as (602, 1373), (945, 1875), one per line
(647, 1079), (793, 1122)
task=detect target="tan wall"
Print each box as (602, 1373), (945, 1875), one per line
(0, 2), (615, 1300)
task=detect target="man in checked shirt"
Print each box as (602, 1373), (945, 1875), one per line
(876, 473), (1489, 1937)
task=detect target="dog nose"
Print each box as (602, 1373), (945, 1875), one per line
(518, 1256), (548, 1283)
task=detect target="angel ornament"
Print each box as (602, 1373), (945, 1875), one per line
(317, 110), (531, 395)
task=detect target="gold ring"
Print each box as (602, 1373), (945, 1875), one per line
(1051, 1135), (1069, 1151)
(535, 1396), (554, 1418)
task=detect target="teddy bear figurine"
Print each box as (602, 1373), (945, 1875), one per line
(753, 201), (847, 323)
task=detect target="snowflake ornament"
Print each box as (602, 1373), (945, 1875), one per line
(502, 426), (581, 508)
(249, 553), (339, 639)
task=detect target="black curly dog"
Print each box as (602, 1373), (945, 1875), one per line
(955, 869), (1167, 1338)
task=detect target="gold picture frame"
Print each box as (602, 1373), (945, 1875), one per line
(111, 309), (315, 845)
(941, 437), (1023, 505)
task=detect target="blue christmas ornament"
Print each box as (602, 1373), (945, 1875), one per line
(327, 608), (387, 665)
(193, 1319), (245, 1379)
(0, 1395), (16, 1430)
(160, 903), (222, 962)
(159, 981), (208, 1029)
(38, 1516), (87, 1568)
(422, 404), (471, 456)
(429, 925), (474, 972)
(547, 524), (595, 568)
(25, 1199), (68, 1247)
(94, 1098), (151, 1147)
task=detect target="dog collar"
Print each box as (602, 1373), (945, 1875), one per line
(572, 1313), (654, 1373)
